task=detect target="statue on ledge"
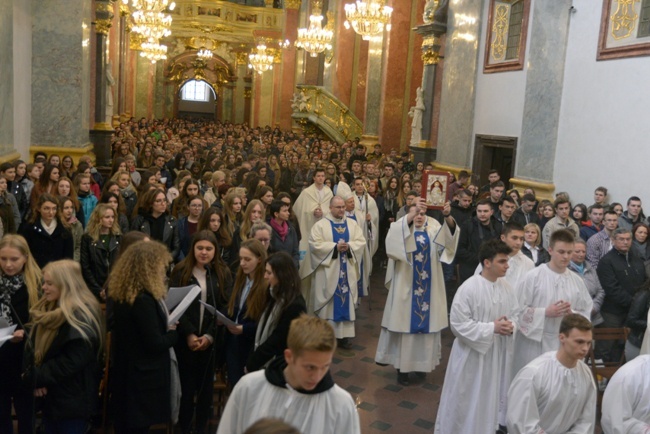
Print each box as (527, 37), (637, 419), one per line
(408, 87), (425, 147)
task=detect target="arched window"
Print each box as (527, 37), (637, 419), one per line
(180, 80), (215, 102)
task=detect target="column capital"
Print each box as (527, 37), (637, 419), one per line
(95, 19), (113, 35)
(285, 0), (302, 9)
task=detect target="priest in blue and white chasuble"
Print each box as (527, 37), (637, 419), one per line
(302, 209), (366, 339)
(375, 210), (459, 372)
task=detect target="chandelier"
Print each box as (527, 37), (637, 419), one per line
(295, 1), (333, 57)
(131, 10), (172, 40)
(344, 0), (393, 41)
(140, 41), (168, 63)
(123, 0), (175, 10)
(248, 44), (274, 74)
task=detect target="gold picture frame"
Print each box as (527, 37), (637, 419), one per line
(483, 0), (531, 73)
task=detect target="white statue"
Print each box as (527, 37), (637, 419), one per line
(291, 91), (310, 112)
(408, 87), (425, 146)
(106, 62), (115, 125)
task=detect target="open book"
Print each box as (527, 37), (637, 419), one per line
(166, 285), (202, 326)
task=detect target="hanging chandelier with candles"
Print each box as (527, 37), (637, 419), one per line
(344, 0), (393, 41)
(123, 0), (175, 63)
(140, 41), (168, 63)
(295, 0), (333, 57)
(248, 43), (274, 74)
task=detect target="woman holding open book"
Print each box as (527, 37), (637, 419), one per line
(169, 230), (232, 434)
(108, 241), (178, 434)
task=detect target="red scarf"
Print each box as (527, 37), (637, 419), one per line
(270, 218), (289, 241)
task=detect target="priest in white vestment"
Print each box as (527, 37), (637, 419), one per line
(507, 314), (596, 434)
(295, 169), (333, 283)
(300, 196), (366, 347)
(435, 239), (520, 434)
(375, 198), (458, 385)
(475, 221), (535, 289)
(513, 229), (593, 375)
(217, 315), (360, 434)
(601, 354), (650, 433)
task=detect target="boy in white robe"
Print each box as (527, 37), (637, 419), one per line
(375, 198), (459, 385)
(507, 313), (596, 434)
(601, 354), (650, 433)
(435, 239), (519, 434)
(300, 196), (366, 349)
(513, 229), (593, 375)
(217, 315), (360, 434)
(475, 221), (535, 289)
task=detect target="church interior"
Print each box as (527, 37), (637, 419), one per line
(2, 0), (650, 432)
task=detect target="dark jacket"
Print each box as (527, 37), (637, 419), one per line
(131, 212), (181, 261)
(579, 221), (601, 241)
(626, 289), (650, 348)
(521, 244), (550, 267)
(597, 248), (646, 316)
(19, 219), (74, 269)
(80, 233), (121, 299)
(269, 221), (300, 268)
(512, 208), (539, 227)
(7, 180), (28, 220)
(0, 280), (29, 394)
(26, 322), (99, 421)
(450, 202), (474, 227)
(111, 292), (178, 429)
(456, 216), (502, 282)
(246, 295), (306, 372)
(121, 188), (138, 221)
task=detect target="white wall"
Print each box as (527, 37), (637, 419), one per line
(554, 0), (650, 206)
(471, 0), (531, 142)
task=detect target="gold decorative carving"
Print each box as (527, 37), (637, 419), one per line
(264, 0), (274, 6)
(610, 0), (640, 40)
(421, 36), (438, 48)
(244, 88), (252, 98)
(95, 19), (113, 35)
(490, 4), (509, 61)
(421, 48), (440, 65)
(185, 23), (232, 34)
(96, 2), (113, 14)
(166, 57), (231, 88)
(285, 0), (302, 9)
(119, 4), (130, 17)
(235, 52), (248, 65)
(291, 85), (363, 143)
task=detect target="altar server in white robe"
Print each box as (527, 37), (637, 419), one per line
(217, 315), (360, 434)
(601, 354), (650, 433)
(641, 310), (650, 355)
(507, 313), (596, 434)
(295, 168), (333, 278)
(513, 229), (593, 375)
(375, 198), (458, 385)
(435, 239), (520, 434)
(475, 221), (534, 289)
(300, 196), (366, 348)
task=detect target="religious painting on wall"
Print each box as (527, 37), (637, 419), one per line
(483, 0), (531, 73)
(422, 171), (452, 210)
(598, 0), (650, 60)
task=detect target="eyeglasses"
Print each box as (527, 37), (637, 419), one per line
(189, 204), (203, 208)
(154, 199), (167, 204)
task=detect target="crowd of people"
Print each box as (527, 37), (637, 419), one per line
(0, 117), (648, 433)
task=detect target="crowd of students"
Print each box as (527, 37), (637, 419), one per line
(0, 117), (648, 433)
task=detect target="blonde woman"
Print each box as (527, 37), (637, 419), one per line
(0, 235), (42, 434)
(109, 241), (178, 433)
(521, 223), (550, 266)
(239, 199), (264, 243)
(110, 170), (138, 219)
(25, 260), (103, 434)
(80, 204), (122, 300)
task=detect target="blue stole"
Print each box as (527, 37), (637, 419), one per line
(346, 213), (366, 297)
(411, 230), (432, 333)
(330, 219), (351, 321)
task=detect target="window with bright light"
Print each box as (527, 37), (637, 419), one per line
(181, 80), (210, 102)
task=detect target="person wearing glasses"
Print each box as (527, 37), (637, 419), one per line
(131, 188), (181, 261)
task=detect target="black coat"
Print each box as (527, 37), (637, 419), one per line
(0, 281), (29, 394)
(19, 219), (74, 269)
(512, 208), (540, 227)
(111, 292), (178, 429)
(131, 212), (181, 261)
(7, 180), (28, 220)
(456, 216), (502, 282)
(80, 233), (121, 299)
(597, 248), (646, 316)
(626, 289), (650, 348)
(246, 295), (306, 372)
(521, 244), (550, 266)
(26, 322), (99, 421)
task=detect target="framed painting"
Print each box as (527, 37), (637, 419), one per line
(483, 0), (531, 73)
(598, 0), (650, 60)
(421, 171), (453, 210)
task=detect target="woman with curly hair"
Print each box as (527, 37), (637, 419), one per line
(109, 241), (178, 434)
(80, 204), (122, 300)
(0, 235), (42, 434)
(25, 260), (103, 434)
(225, 239), (268, 386)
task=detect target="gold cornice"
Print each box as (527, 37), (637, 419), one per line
(235, 52), (248, 65)
(95, 19), (113, 35)
(285, 0), (302, 9)
(509, 177), (555, 201)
